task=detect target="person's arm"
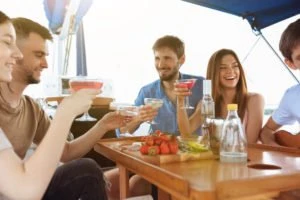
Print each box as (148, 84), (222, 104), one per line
(260, 88), (293, 146)
(119, 105), (157, 134)
(60, 111), (125, 162)
(245, 93), (265, 143)
(0, 89), (99, 200)
(175, 84), (203, 137)
(118, 88), (158, 134)
(117, 89), (150, 134)
(119, 117), (142, 134)
(260, 117), (281, 146)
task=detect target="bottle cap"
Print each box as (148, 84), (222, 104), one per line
(227, 104), (238, 110)
(203, 79), (212, 95)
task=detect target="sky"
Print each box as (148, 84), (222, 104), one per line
(2, 0), (300, 106)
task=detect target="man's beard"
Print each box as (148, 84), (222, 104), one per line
(27, 74), (40, 84)
(16, 61), (41, 84)
(159, 68), (179, 81)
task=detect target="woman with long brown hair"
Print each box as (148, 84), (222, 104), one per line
(0, 11), (123, 200)
(175, 48), (264, 143)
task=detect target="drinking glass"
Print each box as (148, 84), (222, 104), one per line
(69, 76), (103, 121)
(175, 78), (197, 109)
(116, 104), (139, 137)
(144, 98), (163, 124)
(208, 118), (224, 156)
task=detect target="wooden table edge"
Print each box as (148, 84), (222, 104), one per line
(216, 172), (300, 200)
(94, 140), (190, 199)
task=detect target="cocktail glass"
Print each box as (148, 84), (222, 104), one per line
(116, 104), (139, 137)
(69, 76), (103, 121)
(144, 98), (163, 124)
(175, 78), (197, 109)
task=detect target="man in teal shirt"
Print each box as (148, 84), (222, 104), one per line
(134, 73), (203, 135)
(111, 35), (204, 199)
(117, 35), (204, 137)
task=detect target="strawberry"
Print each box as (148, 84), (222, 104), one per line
(140, 145), (149, 155)
(160, 142), (170, 154)
(145, 138), (154, 146)
(154, 137), (162, 145)
(148, 145), (160, 156)
(154, 130), (162, 136)
(160, 134), (172, 142)
(168, 142), (179, 154)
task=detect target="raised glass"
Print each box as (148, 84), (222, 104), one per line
(144, 98), (163, 124)
(175, 78), (197, 109)
(69, 76), (103, 121)
(116, 104), (139, 137)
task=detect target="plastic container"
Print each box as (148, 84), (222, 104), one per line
(220, 104), (247, 163)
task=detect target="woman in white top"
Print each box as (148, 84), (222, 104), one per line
(0, 11), (124, 200)
(175, 49), (265, 143)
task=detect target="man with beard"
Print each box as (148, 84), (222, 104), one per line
(117, 35), (204, 137)
(106, 35), (204, 199)
(260, 18), (300, 147)
(0, 17), (126, 199)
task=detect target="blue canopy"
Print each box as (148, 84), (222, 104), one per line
(182, 0), (300, 31)
(182, 0), (300, 82)
(43, 0), (93, 76)
(43, 0), (93, 34)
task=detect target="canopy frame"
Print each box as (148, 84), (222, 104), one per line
(182, 0), (300, 83)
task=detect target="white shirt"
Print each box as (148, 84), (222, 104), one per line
(0, 127), (11, 151)
(272, 84), (300, 125)
(0, 128), (12, 200)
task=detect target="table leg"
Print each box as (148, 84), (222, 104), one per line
(118, 164), (130, 199)
(158, 188), (171, 200)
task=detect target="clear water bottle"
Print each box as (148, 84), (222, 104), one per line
(220, 104), (247, 163)
(200, 80), (215, 148)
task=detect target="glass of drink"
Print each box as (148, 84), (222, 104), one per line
(69, 76), (103, 121)
(116, 104), (139, 137)
(175, 78), (197, 109)
(144, 98), (163, 124)
(208, 118), (224, 156)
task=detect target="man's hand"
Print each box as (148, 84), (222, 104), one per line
(274, 130), (300, 148)
(138, 105), (158, 123)
(96, 111), (126, 132)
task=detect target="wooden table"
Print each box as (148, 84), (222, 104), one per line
(94, 137), (300, 200)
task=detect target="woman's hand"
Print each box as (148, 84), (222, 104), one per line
(174, 83), (191, 98)
(58, 89), (100, 117)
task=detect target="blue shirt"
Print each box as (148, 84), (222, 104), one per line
(134, 73), (204, 136)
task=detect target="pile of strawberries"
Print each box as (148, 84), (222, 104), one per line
(140, 130), (179, 155)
